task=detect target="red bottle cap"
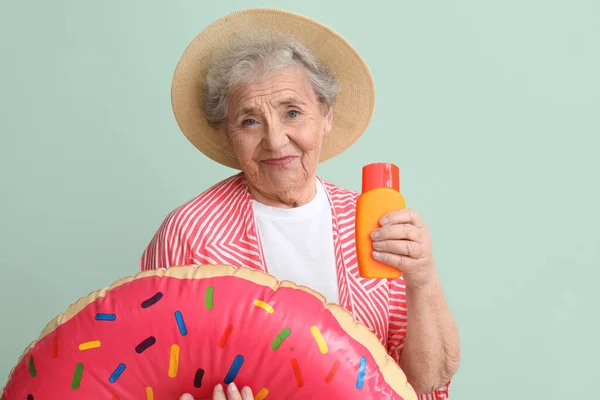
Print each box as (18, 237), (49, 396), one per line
(362, 163), (400, 192)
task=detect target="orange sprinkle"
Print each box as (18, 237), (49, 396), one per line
(254, 388), (269, 400)
(325, 360), (340, 383)
(219, 324), (233, 349)
(291, 359), (303, 388)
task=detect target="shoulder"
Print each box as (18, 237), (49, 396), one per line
(141, 173), (248, 270)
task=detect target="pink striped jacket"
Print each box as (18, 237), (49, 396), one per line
(141, 173), (450, 399)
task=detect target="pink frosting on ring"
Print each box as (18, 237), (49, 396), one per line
(1, 273), (404, 400)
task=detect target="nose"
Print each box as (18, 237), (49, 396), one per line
(262, 119), (289, 151)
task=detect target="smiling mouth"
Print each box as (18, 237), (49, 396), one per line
(260, 156), (298, 166)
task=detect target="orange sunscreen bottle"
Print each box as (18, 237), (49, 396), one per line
(356, 162), (406, 279)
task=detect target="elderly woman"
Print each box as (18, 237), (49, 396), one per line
(141, 9), (460, 400)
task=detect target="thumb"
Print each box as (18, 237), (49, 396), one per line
(179, 394), (195, 400)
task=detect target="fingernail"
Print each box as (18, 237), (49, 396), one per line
(228, 382), (238, 392)
(372, 241), (381, 250)
(241, 387), (253, 396)
(371, 230), (380, 239)
(373, 251), (382, 260)
(380, 217), (389, 225)
(215, 384), (224, 392)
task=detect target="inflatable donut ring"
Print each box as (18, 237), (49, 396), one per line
(1, 265), (417, 400)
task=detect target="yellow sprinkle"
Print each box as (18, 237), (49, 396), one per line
(254, 388), (269, 400)
(146, 387), (154, 400)
(310, 326), (328, 354)
(78, 340), (101, 350)
(168, 344), (179, 378)
(253, 300), (274, 314)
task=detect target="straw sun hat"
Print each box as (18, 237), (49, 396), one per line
(171, 8), (375, 170)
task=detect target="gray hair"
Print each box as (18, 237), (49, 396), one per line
(201, 30), (340, 129)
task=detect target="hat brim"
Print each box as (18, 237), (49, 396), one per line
(171, 8), (375, 170)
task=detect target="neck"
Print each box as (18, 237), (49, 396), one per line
(246, 176), (318, 208)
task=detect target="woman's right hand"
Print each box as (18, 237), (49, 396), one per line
(179, 382), (254, 400)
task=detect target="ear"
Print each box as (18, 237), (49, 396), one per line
(323, 106), (333, 136)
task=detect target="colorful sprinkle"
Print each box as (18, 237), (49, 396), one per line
(194, 368), (204, 388)
(254, 388), (269, 400)
(27, 395), (33, 400)
(224, 355), (244, 384)
(174, 311), (187, 336)
(112, 396), (119, 400)
(52, 336), (59, 359)
(95, 313), (116, 321)
(219, 324), (233, 349)
(253, 300), (274, 314)
(28, 356), (36, 377)
(109, 363), (126, 383)
(325, 360), (340, 383)
(71, 363), (84, 389)
(356, 357), (366, 389)
(168, 344), (179, 378)
(291, 359), (304, 388)
(78, 341), (101, 351)
(135, 336), (156, 354)
(271, 328), (291, 350)
(205, 286), (214, 310)
(146, 387), (154, 400)
(310, 326), (328, 354)
(141, 292), (163, 309)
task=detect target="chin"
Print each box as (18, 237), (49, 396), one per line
(263, 171), (303, 189)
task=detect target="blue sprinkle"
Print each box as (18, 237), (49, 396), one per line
(224, 355), (244, 384)
(95, 313), (116, 321)
(109, 363), (126, 383)
(175, 311), (187, 336)
(356, 357), (366, 389)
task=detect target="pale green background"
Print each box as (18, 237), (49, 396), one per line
(1, 0), (598, 398)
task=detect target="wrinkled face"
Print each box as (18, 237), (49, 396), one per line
(224, 67), (333, 201)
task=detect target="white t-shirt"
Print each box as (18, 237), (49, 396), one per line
(251, 180), (340, 304)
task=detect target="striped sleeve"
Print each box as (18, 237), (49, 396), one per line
(140, 209), (194, 271)
(386, 279), (451, 399)
(416, 385), (450, 400)
(416, 384), (450, 400)
(386, 277), (408, 358)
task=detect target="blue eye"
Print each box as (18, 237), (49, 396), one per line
(288, 110), (299, 118)
(242, 119), (257, 126)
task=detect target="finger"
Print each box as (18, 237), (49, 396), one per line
(372, 250), (419, 271)
(179, 395), (194, 400)
(380, 208), (424, 228)
(240, 387), (254, 400)
(372, 239), (423, 259)
(212, 384), (226, 400)
(371, 223), (422, 242)
(226, 383), (243, 400)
